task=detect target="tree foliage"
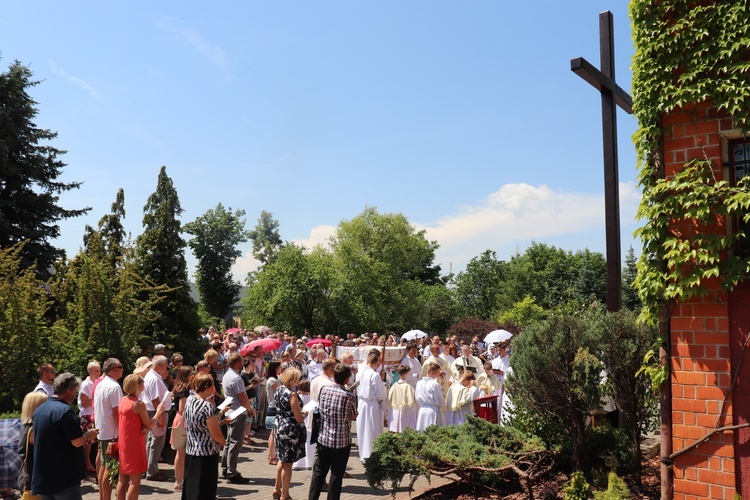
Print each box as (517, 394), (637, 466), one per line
(0, 244), (51, 411)
(630, 0), (750, 323)
(134, 166), (199, 355)
(247, 210), (283, 266)
(185, 203), (248, 319)
(508, 313), (602, 477)
(453, 250), (506, 320)
(0, 61), (89, 277)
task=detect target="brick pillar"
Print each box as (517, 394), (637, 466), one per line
(663, 103), (748, 499)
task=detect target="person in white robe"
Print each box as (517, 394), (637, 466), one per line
(356, 351), (387, 461)
(490, 342), (514, 424)
(415, 362), (444, 431)
(387, 364), (418, 432)
(445, 371), (479, 426)
(421, 344), (451, 396)
(400, 345), (422, 389)
(476, 361), (503, 397)
(451, 344), (486, 380)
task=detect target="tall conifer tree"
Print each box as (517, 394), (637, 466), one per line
(0, 61), (89, 276)
(135, 166), (199, 353)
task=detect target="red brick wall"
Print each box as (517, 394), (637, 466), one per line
(663, 103), (743, 499)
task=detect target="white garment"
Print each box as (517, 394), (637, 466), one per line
(440, 353), (456, 370)
(400, 356), (422, 388)
(292, 393), (315, 470)
(78, 377), (96, 417)
(34, 380), (53, 398)
(310, 374), (335, 403)
(308, 361), (323, 381)
(415, 377), (444, 431)
(387, 380), (418, 432)
(451, 355), (485, 380)
(356, 366), (386, 460)
(140, 368), (171, 411)
(94, 375), (123, 440)
(444, 382), (478, 426)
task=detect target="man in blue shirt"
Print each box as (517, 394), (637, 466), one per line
(32, 372), (99, 499)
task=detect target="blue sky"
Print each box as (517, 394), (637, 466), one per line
(0, 1), (640, 280)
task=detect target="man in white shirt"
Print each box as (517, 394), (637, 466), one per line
(308, 348), (327, 381)
(78, 360), (100, 473)
(142, 355), (171, 481)
(95, 358), (124, 500)
(400, 345), (422, 389)
(311, 359), (337, 403)
(33, 363), (55, 397)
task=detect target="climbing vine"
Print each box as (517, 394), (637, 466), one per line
(630, 0), (750, 324)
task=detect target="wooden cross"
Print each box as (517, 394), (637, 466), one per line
(571, 10), (633, 312)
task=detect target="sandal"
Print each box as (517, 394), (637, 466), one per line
(268, 458), (279, 465)
(174, 481), (183, 491)
(272, 490), (281, 500)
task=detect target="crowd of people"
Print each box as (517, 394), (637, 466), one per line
(13, 327), (513, 500)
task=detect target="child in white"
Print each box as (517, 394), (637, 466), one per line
(387, 364), (418, 432)
(445, 371), (479, 426)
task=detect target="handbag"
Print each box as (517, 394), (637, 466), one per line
(22, 427), (40, 500)
(309, 407), (321, 445)
(106, 440), (119, 460)
(171, 413), (187, 450)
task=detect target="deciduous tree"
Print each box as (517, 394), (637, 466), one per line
(185, 203), (248, 319)
(248, 210), (283, 266)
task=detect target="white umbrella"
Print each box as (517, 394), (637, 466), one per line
(401, 329), (428, 341)
(484, 329), (513, 345)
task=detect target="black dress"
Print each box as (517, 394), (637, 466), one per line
(273, 387), (306, 463)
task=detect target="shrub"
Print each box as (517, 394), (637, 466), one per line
(593, 472), (630, 500)
(563, 471), (592, 500)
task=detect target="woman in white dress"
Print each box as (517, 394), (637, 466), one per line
(415, 362), (444, 431)
(356, 351), (387, 461)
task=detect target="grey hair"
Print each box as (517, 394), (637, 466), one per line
(152, 355), (168, 367)
(53, 372), (81, 395)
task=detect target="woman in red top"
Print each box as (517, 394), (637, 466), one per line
(117, 374), (165, 500)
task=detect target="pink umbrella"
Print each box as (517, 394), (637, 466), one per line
(306, 338), (332, 347)
(226, 327), (240, 334)
(241, 338), (281, 356)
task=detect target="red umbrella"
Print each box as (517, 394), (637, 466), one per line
(226, 327), (240, 334)
(306, 338), (332, 347)
(241, 338), (281, 356)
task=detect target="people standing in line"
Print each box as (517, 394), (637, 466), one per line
(309, 363), (358, 500)
(181, 373), (228, 500)
(78, 360), (100, 473)
(415, 362), (444, 431)
(33, 363), (55, 397)
(141, 355), (172, 481)
(272, 368), (308, 500)
(95, 358), (125, 500)
(117, 374), (166, 500)
(170, 365), (193, 492)
(356, 351), (386, 462)
(387, 364), (418, 432)
(221, 353), (256, 484)
(32, 372), (100, 499)
(18, 391), (47, 497)
(265, 361), (283, 466)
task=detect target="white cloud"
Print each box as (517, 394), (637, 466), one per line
(49, 62), (100, 101)
(419, 182), (641, 274)
(292, 225), (336, 251)
(231, 251), (262, 283)
(156, 18), (231, 79)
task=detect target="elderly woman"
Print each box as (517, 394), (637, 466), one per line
(17, 391), (48, 496)
(272, 368), (307, 500)
(117, 374), (165, 500)
(182, 372), (228, 500)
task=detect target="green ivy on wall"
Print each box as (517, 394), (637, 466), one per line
(630, 0), (750, 324)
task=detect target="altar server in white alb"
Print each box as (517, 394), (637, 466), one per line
(387, 364), (418, 432)
(415, 362), (444, 431)
(490, 341), (514, 424)
(400, 345), (422, 389)
(445, 371), (479, 426)
(356, 351), (387, 461)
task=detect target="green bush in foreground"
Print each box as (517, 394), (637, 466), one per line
(365, 416), (554, 497)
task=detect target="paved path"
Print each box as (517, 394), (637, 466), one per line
(81, 427), (449, 500)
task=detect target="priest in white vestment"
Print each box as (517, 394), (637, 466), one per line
(356, 351), (387, 461)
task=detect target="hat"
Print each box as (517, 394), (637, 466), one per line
(134, 356), (153, 376)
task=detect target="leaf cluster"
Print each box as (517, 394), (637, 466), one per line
(630, 0), (750, 323)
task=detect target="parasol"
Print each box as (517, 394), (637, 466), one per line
(484, 329), (513, 345)
(306, 338), (332, 347)
(241, 338), (281, 356)
(400, 329), (427, 342)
